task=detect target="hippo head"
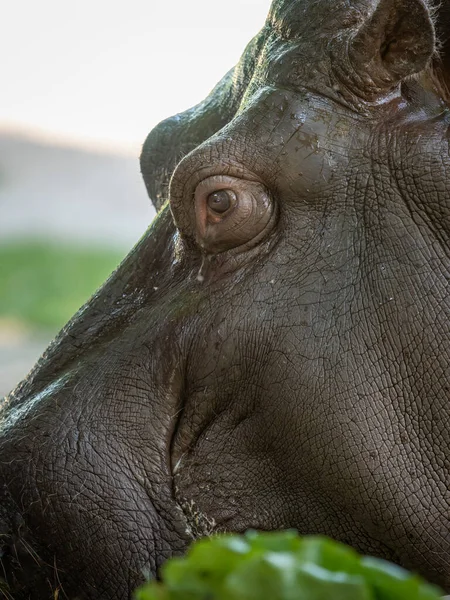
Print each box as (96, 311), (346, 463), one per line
(1, 0), (449, 597)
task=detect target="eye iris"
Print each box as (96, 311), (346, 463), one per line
(207, 190), (232, 214)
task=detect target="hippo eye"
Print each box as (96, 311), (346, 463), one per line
(193, 174), (276, 253)
(207, 189), (235, 214)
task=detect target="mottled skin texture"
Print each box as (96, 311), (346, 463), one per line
(1, 0), (450, 598)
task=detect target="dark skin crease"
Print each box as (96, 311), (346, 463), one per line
(1, 0), (449, 598)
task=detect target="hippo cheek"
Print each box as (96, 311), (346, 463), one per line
(170, 290), (450, 590)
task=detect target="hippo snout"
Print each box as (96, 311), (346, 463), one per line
(0, 350), (193, 599)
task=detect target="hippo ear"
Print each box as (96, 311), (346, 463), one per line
(349, 0), (435, 92)
(140, 34), (265, 212)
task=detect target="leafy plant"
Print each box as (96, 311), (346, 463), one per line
(135, 531), (443, 600)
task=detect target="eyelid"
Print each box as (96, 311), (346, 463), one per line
(193, 175), (277, 254)
(169, 155), (264, 240)
(195, 175), (245, 197)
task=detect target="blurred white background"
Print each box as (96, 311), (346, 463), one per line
(1, 0), (270, 152)
(0, 0), (272, 396)
(0, 0), (271, 246)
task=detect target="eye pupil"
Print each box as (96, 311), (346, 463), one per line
(207, 190), (232, 214)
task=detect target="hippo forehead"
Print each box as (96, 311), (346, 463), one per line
(249, 0), (363, 82)
(268, 0), (434, 35)
(268, 0), (362, 37)
(248, 0), (435, 97)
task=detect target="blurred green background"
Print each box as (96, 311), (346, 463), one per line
(0, 241), (123, 330)
(0, 133), (150, 397)
(0, 234), (129, 398)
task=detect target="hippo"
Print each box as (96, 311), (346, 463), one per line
(1, 0), (449, 597)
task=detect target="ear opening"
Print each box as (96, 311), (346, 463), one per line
(140, 32), (266, 212)
(349, 0), (435, 94)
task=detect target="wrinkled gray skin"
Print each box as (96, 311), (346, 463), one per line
(1, 0), (450, 597)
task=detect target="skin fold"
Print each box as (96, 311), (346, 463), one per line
(1, 0), (449, 597)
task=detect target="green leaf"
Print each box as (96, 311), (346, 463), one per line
(134, 531), (444, 600)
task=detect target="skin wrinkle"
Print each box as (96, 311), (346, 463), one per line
(358, 158), (450, 564)
(401, 162), (450, 259)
